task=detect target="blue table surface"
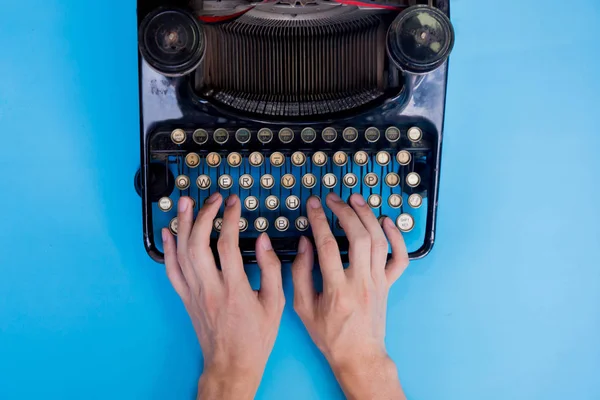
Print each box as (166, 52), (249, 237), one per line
(1, 1), (599, 399)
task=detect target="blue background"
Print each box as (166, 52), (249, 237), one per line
(1, 0), (599, 399)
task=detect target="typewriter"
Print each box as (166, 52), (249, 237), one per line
(135, 0), (454, 263)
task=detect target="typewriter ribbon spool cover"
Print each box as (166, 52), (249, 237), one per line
(135, 0), (455, 263)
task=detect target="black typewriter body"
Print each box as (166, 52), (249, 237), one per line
(135, 0), (454, 263)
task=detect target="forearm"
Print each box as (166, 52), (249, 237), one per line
(197, 367), (261, 400)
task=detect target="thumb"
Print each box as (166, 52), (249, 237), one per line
(291, 236), (316, 319)
(256, 233), (284, 312)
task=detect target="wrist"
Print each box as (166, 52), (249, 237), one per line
(197, 364), (262, 400)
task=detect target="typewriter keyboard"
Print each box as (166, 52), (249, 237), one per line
(148, 125), (434, 257)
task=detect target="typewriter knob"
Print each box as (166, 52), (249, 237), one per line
(387, 5), (455, 74)
(134, 163), (175, 202)
(139, 8), (205, 77)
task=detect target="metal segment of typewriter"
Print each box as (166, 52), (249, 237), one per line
(135, 0), (454, 263)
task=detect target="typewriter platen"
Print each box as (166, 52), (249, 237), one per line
(135, 0), (455, 263)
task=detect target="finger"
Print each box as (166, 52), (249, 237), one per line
(175, 197), (200, 289)
(349, 193), (390, 271)
(162, 228), (190, 303)
(292, 236), (316, 319)
(382, 217), (409, 285)
(255, 233), (284, 312)
(189, 192), (222, 281)
(326, 193), (371, 273)
(217, 195), (247, 286)
(306, 196), (345, 285)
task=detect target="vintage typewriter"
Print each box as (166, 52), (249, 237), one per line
(135, 0), (454, 263)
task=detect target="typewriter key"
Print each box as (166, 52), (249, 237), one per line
(239, 174), (254, 189)
(254, 217), (269, 232)
(364, 173), (379, 188)
(239, 217), (249, 232)
(342, 127), (359, 143)
(190, 198), (197, 209)
(260, 174), (275, 189)
(193, 129), (209, 145)
(196, 175), (211, 190)
(258, 128), (273, 144)
(291, 151), (306, 167)
(333, 151), (348, 167)
(176, 175), (191, 190)
(322, 127), (337, 143)
(235, 128), (251, 144)
(343, 173), (358, 188)
(270, 152), (285, 167)
(407, 127), (423, 142)
(365, 127), (380, 143)
(213, 218), (223, 233)
(322, 173), (338, 189)
(312, 151), (328, 167)
(281, 174), (296, 189)
(354, 151), (369, 167)
(171, 129), (186, 145)
(385, 172), (401, 187)
(388, 194), (403, 208)
(385, 127), (401, 142)
(158, 197), (173, 212)
(275, 216), (290, 232)
(265, 195), (280, 211)
(301, 127), (317, 143)
(218, 174), (233, 190)
(249, 152), (264, 167)
(396, 214), (415, 232)
(185, 152), (200, 168)
(286, 195), (300, 211)
(368, 194), (382, 209)
(408, 193), (423, 208)
(279, 128), (294, 144)
(244, 196), (259, 211)
(376, 151), (391, 166)
(169, 217), (178, 235)
(213, 128), (229, 145)
(227, 152), (242, 167)
(406, 172), (421, 188)
(396, 150), (412, 166)
(302, 173), (317, 189)
(295, 216), (309, 231)
(378, 216), (388, 226)
(206, 152), (222, 167)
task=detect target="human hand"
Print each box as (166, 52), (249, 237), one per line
(162, 193), (285, 400)
(292, 193), (408, 400)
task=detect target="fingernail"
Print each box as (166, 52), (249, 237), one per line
(226, 195), (238, 207)
(178, 198), (188, 212)
(308, 196), (321, 209)
(328, 192), (343, 203)
(352, 194), (366, 206)
(298, 236), (308, 254)
(261, 233), (273, 251)
(206, 192), (220, 204)
(161, 228), (168, 242)
(384, 217), (396, 229)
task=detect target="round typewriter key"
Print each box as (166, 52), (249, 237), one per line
(342, 127), (359, 143)
(396, 213), (415, 233)
(291, 151), (306, 167)
(301, 127), (317, 143)
(196, 175), (211, 190)
(312, 151), (328, 167)
(213, 218), (223, 233)
(353, 151), (369, 167)
(365, 127), (380, 143)
(378, 216), (388, 226)
(249, 151), (264, 167)
(406, 172), (421, 187)
(275, 216), (290, 232)
(175, 175), (191, 190)
(254, 217), (269, 232)
(343, 173), (358, 188)
(279, 128), (294, 144)
(265, 195), (280, 210)
(333, 151), (348, 167)
(286, 195), (300, 211)
(227, 152), (242, 167)
(322, 173), (338, 189)
(258, 128), (273, 144)
(270, 152), (285, 167)
(396, 150), (412, 166)
(295, 216), (309, 231)
(206, 152), (222, 167)
(368, 194), (382, 209)
(190, 198), (197, 209)
(281, 174), (296, 189)
(260, 174), (275, 189)
(239, 217), (249, 232)
(322, 127), (337, 143)
(213, 128), (229, 145)
(408, 193), (423, 208)
(171, 129), (186, 145)
(388, 194), (403, 208)
(169, 217), (178, 235)
(376, 151), (391, 166)
(302, 173), (317, 189)
(239, 174), (254, 189)
(244, 196), (259, 211)
(218, 174), (233, 190)
(185, 152), (200, 168)
(385, 172), (401, 187)
(407, 127), (423, 142)
(385, 127), (401, 142)
(364, 173), (379, 188)
(192, 129), (209, 145)
(235, 128), (251, 144)
(158, 197), (173, 212)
